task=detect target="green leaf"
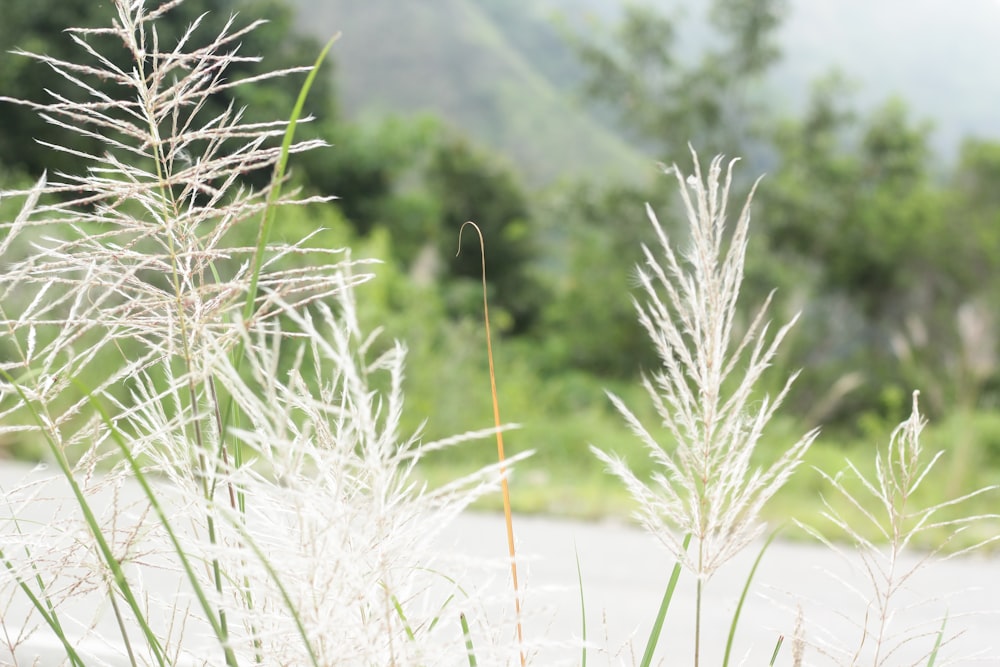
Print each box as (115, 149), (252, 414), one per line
(460, 612), (478, 667)
(0, 369), (169, 665)
(723, 526), (782, 667)
(926, 612), (948, 667)
(639, 532), (692, 667)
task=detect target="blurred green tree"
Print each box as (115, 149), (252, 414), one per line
(550, 0), (790, 377)
(573, 0), (786, 159)
(0, 0), (337, 187)
(426, 135), (546, 334)
(950, 138), (1000, 273)
(757, 80), (1000, 418)
(533, 180), (665, 378)
(761, 88), (952, 323)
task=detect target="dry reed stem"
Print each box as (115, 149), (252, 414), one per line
(457, 220), (527, 666)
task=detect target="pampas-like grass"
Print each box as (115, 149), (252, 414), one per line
(799, 391), (999, 665)
(590, 152), (818, 664)
(1, 2), (995, 666)
(592, 154), (817, 574)
(0, 2), (527, 664)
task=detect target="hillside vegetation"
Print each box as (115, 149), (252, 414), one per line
(288, 0), (651, 184)
(289, 0), (1000, 178)
(2, 0), (1000, 536)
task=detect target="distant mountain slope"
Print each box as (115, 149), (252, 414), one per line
(286, 0), (1000, 184)
(543, 0), (1000, 159)
(287, 0), (651, 185)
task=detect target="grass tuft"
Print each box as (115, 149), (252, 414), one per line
(0, 3), (995, 666)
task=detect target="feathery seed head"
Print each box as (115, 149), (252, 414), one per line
(593, 149), (817, 579)
(799, 391), (1000, 664)
(0, 2), (529, 664)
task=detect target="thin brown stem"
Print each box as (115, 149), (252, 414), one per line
(457, 220), (526, 666)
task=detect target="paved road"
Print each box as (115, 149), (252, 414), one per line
(439, 513), (1000, 665)
(2, 461), (998, 665)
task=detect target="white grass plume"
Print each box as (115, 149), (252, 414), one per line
(800, 391), (1000, 665)
(0, 2), (531, 664)
(592, 151), (817, 581)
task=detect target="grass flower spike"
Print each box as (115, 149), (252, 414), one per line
(803, 390), (1000, 664)
(0, 2), (527, 664)
(592, 151), (818, 662)
(594, 151), (817, 577)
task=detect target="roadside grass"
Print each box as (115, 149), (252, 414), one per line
(383, 277), (1000, 552)
(8, 382), (992, 548)
(416, 410), (1000, 553)
(0, 2), (997, 666)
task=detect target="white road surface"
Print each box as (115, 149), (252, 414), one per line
(441, 512), (1000, 665)
(2, 460), (998, 665)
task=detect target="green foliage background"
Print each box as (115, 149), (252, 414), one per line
(1, 0), (999, 534)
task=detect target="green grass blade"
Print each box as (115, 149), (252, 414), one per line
(224, 32), (339, 511)
(21, 536), (75, 642)
(206, 40), (338, 658)
(639, 533), (692, 667)
(411, 566), (471, 634)
(242, 32), (339, 327)
(427, 593), (456, 633)
(0, 548), (86, 667)
(723, 527), (782, 667)
(390, 591), (417, 641)
(71, 381), (240, 667)
(1, 370), (168, 665)
(222, 515), (322, 667)
(108, 591), (140, 666)
(460, 612), (478, 667)
(768, 635), (784, 666)
(926, 612), (948, 667)
(574, 542), (587, 667)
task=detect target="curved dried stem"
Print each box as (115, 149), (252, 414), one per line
(456, 220), (526, 666)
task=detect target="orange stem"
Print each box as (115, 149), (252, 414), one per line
(457, 221), (525, 666)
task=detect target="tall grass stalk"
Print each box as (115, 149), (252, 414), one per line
(592, 152), (819, 665)
(459, 220), (527, 666)
(801, 391), (999, 664)
(0, 2), (527, 664)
